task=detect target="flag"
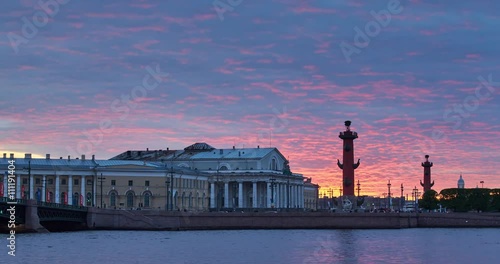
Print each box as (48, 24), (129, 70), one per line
(80, 194), (84, 206)
(0, 182), (3, 197)
(21, 185), (25, 199)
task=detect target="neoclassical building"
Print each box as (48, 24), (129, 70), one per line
(112, 143), (311, 210)
(1, 143), (319, 211)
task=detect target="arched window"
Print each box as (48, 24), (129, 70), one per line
(188, 192), (193, 208)
(126, 191), (134, 208)
(181, 192), (186, 208)
(143, 192), (152, 208)
(219, 166), (228, 171)
(110, 191), (117, 207)
(73, 192), (79, 206)
(202, 193), (206, 208)
(86, 192), (92, 206)
(271, 158), (276, 170)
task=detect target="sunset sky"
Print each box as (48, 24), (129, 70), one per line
(1, 0), (499, 196)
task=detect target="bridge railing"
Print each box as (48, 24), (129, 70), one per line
(37, 201), (88, 211)
(0, 197), (28, 204)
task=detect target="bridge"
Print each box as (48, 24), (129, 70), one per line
(0, 197), (88, 232)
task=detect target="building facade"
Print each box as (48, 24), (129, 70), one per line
(1, 143), (319, 211)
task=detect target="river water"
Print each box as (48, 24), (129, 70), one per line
(10, 228), (500, 264)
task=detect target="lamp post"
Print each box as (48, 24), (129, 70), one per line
(387, 180), (392, 210)
(413, 186), (419, 212)
(480, 181), (484, 188)
(356, 180), (361, 197)
(98, 173), (106, 208)
(400, 183), (404, 211)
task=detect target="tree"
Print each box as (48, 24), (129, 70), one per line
(420, 190), (439, 211)
(490, 189), (500, 212)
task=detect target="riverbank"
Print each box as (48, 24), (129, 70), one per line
(85, 208), (500, 231)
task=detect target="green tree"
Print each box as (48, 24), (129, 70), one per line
(490, 189), (500, 212)
(469, 188), (490, 212)
(420, 190), (439, 211)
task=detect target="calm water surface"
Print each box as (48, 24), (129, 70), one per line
(11, 228), (500, 264)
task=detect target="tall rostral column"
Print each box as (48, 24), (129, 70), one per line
(337, 120), (360, 196)
(420, 155), (434, 192)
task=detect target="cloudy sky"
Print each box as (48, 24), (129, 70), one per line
(1, 0), (499, 196)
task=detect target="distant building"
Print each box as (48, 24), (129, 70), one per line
(303, 178), (319, 210)
(458, 174), (465, 189)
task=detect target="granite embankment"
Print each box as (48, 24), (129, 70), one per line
(86, 208), (500, 230)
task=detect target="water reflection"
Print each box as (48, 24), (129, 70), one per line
(14, 229), (499, 264)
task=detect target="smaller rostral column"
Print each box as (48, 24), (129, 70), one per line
(337, 120), (360, 197)
(420, 155), (434, 193)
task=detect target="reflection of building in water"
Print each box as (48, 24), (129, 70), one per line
(458, 174), (465, 189)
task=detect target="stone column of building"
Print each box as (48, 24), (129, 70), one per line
(93, 176), (97, 207)
(276, 183), (280, 208)
(289, 184), (294, 207)
(283, 184), (290, 208)
(266, 181), (271, 208)
(301, 185), (304, 208)
(224, 181), (229, 209)
(80, 175), (85, 206)
(238, 181), (243, 208)
(68, 175), (73, 205)
(210, 182), (215, 209)
(16, 175), (21, 199)
(42, 175), (46, 202)
(279, 183), (284, 208)
(29, 174), (34, 199)
(55, 174), (60, 203)
(252, 181), (258, 208)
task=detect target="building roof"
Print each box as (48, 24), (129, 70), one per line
(110, 142), (285, 161)
(0, 157), (162, 171)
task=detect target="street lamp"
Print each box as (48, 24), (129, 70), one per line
(400, 183), (404, 211)
(387, 180), (392, 210)
(480, 181), (484, 188)
(413, 186), (419, 212)
(98, 173), (106, 208)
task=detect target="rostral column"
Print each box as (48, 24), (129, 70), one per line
(337, 120), (360, 196)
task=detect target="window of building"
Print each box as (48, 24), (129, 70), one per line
(86, 192), (92, 206)
(35, 178), (40, 185)
(145, 180), (150, 187)
(144, 192), (151, 207)
(22, 178), (28, 185)
(87, 179), (92, 185)
(111, 180), (116, 186)
(110, 192), (117, 207)
(48, 179), (53, 185)
(128, 180), (133, 186)
(74, 179), (79, 186)
(126, 192), (134, 208)
(62, 179), (67, 185)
